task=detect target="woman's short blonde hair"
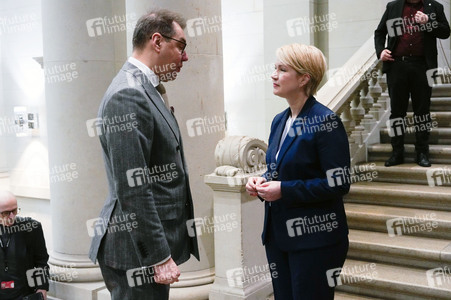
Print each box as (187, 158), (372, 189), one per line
(276, 44), (327, 96)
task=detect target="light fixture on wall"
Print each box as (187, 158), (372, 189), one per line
(13, 106), (39, 137)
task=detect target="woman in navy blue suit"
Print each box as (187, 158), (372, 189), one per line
(246, 44), (351, 300)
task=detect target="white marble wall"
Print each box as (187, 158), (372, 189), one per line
(222, 0), (266, 140)
(0, 0), (48, 198)
(223, 0), (451, 143)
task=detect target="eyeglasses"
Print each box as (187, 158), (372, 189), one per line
(0, 207), (20, 218)
(161, 34), (187, 55)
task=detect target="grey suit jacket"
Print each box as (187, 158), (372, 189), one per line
(89, 61), (199, 270)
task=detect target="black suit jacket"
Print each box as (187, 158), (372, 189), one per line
(0, 217), (49, 299)
(374, 0), (450, 73)
(261, 97), (350, 252)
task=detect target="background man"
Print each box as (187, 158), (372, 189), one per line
(375, 0), (450, 167)
(0, 191), (49, 300)
(89, 9), (199, 300)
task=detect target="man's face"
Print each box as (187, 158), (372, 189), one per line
(156, 21), (188, 82)
(0, 193), (18, 227)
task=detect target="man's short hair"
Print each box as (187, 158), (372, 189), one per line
(132, 9), (186, 51)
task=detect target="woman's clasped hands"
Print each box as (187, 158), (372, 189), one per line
(246, 177), (282, 202)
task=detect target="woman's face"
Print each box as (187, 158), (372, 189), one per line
(271, 61), (307, 98)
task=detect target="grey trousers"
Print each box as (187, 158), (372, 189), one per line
(98, 250), (170, 300)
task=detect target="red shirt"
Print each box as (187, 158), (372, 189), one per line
(392, 0), (425, 57)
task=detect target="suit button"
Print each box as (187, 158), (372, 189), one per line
(176, 146), (180, 151)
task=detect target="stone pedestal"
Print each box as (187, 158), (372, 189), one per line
(205, 136), (274, 300)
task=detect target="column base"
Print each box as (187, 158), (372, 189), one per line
(209, 278), (273, 300)
(49, 251), (103, 282)
(170, 283), (212, 300)
(49, 280), (107, 300)
(49, 267), (215, 299)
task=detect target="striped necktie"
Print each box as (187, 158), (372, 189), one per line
(156, 83), (171, 112)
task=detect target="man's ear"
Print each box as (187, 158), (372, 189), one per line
(150, 33), (163, 53)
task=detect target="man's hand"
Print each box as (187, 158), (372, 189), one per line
(154, 258), (180, 285)
(380, 49), (394, 61)
(415, 11), (428, 24)
(36, 290), (47, 300)
(255, 181), (281, 202)
(246, 177), (267, 197)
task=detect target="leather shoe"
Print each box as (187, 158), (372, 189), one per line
(385, 153), (404, 167)
(416, 153), (431, 167)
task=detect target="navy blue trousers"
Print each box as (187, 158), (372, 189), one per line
(265, 220), (349, 300)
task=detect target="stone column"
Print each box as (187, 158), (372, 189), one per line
(205, 136), (274, 300)
(42, 0), (126, 298)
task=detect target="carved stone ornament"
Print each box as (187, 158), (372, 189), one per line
(214, 136), (267, 176)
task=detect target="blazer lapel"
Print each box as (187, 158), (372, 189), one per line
(395, 0), (404, 17)
(275, 97), (316, 169)
(268, 109), (289, 165)
(423, 0), (432, 14)
(124, 63), (181, 143)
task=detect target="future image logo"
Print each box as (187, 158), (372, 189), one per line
(386, 18), (404, 37)
(386, 214), (438, 237)
(326, 164), (378, 187)
(26, 268), (48, 287)
(326, 263), (377, 287)
(286, 13), (337, 37)
(426, 67), (451, 87)
(186, 115), (226, 137)
(186, 213), (238, 237)
(126, 267), (154, 287)
(186, 16), (222, 37)
(286, 213), (338, 237)
(426, 267), (451, 288)
(427, 167), (451, 187)
(86, 13), (137, 37)
(86, 117), (103, 137)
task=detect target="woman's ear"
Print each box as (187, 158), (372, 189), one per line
(299, 73), (310, 88)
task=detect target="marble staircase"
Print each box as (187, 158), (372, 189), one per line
(337, 85), (451, 299)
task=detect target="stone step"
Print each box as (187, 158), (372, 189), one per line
(356, 161), (451, 186)
(430, 97), (451, 111)
(345, 181), (451, 211)
(269, 292), (382, 300)
(403, 112), (451, 127)
(347, 229), (451, 269)
(335, 291), (383, 300)
(404, 97), (451, 111)
(368, 144), (451, 164)
(268, 291), (382, 300)
(379, 128), (451, 145)
(431, 84), (451, 97)
(345, 203), (451, 239)
(336, 259), (451, 300)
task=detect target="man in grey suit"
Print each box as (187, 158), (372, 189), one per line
(88, 9), (199, 299)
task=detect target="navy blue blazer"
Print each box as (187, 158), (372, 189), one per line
(261, 96), (350, 252)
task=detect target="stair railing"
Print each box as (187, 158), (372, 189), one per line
(317, 35), (391, 165)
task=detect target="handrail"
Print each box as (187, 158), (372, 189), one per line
(318, 36), (378, 112)
(316, 35), (391, 165)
